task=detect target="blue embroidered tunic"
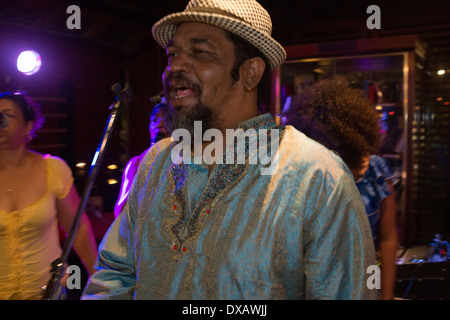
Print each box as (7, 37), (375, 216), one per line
(82, 114), (377, 300)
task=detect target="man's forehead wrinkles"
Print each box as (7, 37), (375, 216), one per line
(190, 37), (217, 46)
(167, 36), (218, 49)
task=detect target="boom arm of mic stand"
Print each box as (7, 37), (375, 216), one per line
(42, 84), (132, 299)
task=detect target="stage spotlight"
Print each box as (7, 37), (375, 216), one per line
(17, 50), (42, 75)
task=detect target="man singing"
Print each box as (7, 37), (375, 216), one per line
(82, 0), (378, 300)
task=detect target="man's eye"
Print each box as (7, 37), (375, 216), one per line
(167, 51), (178, 58)
(194, 49), (211, 56)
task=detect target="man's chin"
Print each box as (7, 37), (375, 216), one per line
(169, 96), (197, 111)
(165, 100), (214, 134)
(172, 105), (190, 113)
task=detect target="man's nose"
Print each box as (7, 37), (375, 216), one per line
(166, 51), (192, 74)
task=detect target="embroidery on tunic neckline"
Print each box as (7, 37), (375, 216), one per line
(165, 115), (285, 261)
(167, 160), (249, 261)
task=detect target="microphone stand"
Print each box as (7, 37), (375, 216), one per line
(42, 83), (132, 300)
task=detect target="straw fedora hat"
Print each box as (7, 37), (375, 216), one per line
(152, 0), (286, 71)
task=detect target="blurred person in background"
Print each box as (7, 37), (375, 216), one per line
(114, 101), (170, 218)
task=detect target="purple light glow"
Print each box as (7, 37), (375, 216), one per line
(17, 50), (42, 75)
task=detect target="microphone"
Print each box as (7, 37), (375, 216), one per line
(0, 112), (10, 129)
(150, 92), (164, 104)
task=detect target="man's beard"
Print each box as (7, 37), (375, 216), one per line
(163, 72), (220, 140)
(163, 100), (216, 139)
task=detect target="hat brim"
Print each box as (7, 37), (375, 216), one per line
(152, 11), (286, 71)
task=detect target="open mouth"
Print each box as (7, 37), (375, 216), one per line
(163, 73), (200, 107)
(174, 86), (195, 99)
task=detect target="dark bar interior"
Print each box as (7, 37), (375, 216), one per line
(0, 0), (449, 303)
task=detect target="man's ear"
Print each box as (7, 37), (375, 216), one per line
(242, 57), (265, 91)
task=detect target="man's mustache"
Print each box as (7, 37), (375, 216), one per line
(163, 72), (202, 98)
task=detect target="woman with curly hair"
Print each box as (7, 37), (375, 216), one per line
(286, 78), (381, 173)
(285, 79), (398, 300)
(0, 92), (98, 299)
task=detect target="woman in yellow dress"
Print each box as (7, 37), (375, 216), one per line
(0, 92), (98, 299)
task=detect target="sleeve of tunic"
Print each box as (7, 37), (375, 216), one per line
(299, 153), (378, 299)
(81, 200), (137, 299)
(80, 153), (150, 299)
(81, 145), (159, 299)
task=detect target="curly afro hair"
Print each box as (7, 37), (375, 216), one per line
(285, 78), (381, 172)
